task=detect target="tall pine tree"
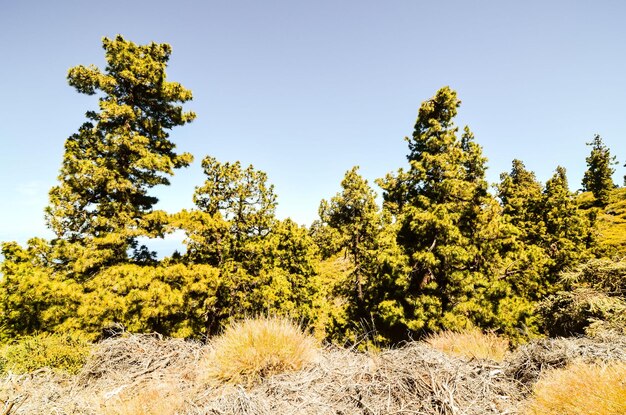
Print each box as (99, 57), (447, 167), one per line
(318, 166), (381, 319)
(543, 166), (590, 272)
(377, 87), (499, 340)
(46, 36), (195, 272)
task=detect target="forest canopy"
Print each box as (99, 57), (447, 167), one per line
(1, 36), (625, 346)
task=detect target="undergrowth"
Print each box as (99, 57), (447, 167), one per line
(0, 333), (91, 374)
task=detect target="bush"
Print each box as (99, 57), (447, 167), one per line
(424, 327), (510, 361)
(203, 317), (319, 385)
(561, 257), (626, 295)
(0, 333), (91, 374)
(539, 288), (626, 336)
(540, 257), (626, 337)
(524, 362), (626, 415)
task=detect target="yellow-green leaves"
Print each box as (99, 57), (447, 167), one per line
(375, 87), (499, 343)
(47, 35), (195, 268)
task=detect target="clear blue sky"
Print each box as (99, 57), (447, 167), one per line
(2, 1), (626, 249)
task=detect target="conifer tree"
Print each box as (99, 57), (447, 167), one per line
(493, 163), (590, 338)
(492, 161), (549, 336)
(582, 134), (617, 206)
(186, 156), (277, 265)
(377, 87), (498, 340)
(497, 159), (545, 243)
(318, 166), (381, 316)
(542, 166), (590, 271)
(46, 35), (195, 270)
(176, 157), (318, 332)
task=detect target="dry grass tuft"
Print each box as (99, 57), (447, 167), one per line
(204, 317), (319, 386)
(425, 328), (510, 362)
(524, 361), (626, 415)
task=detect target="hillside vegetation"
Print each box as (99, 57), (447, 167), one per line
(579, 187), (626, 256)
(2, 36), (626, 413)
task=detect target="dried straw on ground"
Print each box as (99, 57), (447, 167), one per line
(505, 334), (626, 387)
(197, 343), (522, 415)
(0, 334), (204, 415)
(2, 333), (625, 415)
(0, 334), (522, 415)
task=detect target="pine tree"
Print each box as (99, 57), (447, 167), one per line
(187, 156), (277, 265)
(377, 87), (498, 340)
(493, 163), (590, 339)
(582, 134), (617, 206)
(45, 35), (195, 270)
(497, 160), (545, 243)
(318, 166), (381, 317)
(175, 157), (319, 333)
(542, 166), (590, 272)
(493, 161), (559, 338)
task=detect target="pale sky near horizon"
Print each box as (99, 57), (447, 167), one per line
(1, 1), (626, 253)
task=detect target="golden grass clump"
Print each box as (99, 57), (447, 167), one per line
(524, 361), (626, 415)
(204, 317), (319, 385)
(425, 327), (510, 361)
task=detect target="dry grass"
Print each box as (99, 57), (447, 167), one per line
(100, 382), (185, 415)
(203, 317), (319, 386)
(0, 334), (204, 415)
(2, 331), (626, 414)
(524, 361), (626, 415)
(196, 342), (522, 414)
(580, 187), (626, 255)
(425, 328), (510, 362)
(505, 334), (626, 386)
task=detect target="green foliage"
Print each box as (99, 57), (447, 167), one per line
(539, 288), (626, 337)
(77, 263), (222, 339)
(581, 134), (617, 206)
(0, 333), (91, 374)
(0, 37), (618, 349)
(171, 158), (321, 334)
(374, 87), (502, 343)
(497, 159), (545, 244)
(194, 157), (277, 229)
(318, 167), (381, 324)
(0, 240), (82, 340)
(493, 161), (592, 341)
(209, 218), (321, 329)
(561, 255), (626, 295)
(495, 161), (551, 304)
(46, 35), (195, 270)
(541, 166), (590, 271)
(184, 156), (277, 266)
(312, 253), (354, 341)
(540, 257), (626, 336)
